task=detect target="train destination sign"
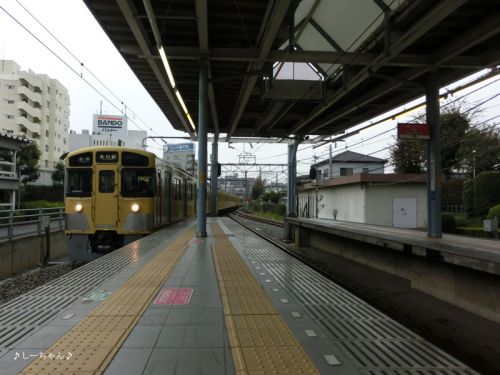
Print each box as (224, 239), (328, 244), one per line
(397, 122), (431, 140)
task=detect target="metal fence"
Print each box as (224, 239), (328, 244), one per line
(0, 206), (65, 241)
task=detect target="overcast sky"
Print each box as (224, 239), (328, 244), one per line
(1, 0), (499, 184)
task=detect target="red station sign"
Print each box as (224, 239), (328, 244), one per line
(397, 123), (431, 140)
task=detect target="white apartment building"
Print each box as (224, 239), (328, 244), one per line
(0, 60), (70, 184)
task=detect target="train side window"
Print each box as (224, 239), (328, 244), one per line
(66, 169), (92, 197)
(99, 170), (115, 193)
(121, 168), (155, 197)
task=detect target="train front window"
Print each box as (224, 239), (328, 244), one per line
(121, 168), (155, 197)
(66, 169), (92, 197)
(99, 170), (115, 193)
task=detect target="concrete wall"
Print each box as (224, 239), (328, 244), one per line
(295, 227), (500, 325)
(365, 183), (427, 227)
(299, 185), (366, 222)
(0, 231), (68, 278)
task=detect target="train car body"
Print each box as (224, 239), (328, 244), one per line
(64, 146), (239, 261)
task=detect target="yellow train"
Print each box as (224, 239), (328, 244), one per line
(64, 146), (240, 261)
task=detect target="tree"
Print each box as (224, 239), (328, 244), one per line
(52, 161), (65, 186)
(18, 143), (40, 184)
(390, 139), (425, 173)
(457, 127), (500, 176)
(390, 103), (478, 176)
(251, 176), (266, 199)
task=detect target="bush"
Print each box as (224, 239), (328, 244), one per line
(441, 214), (456, 233)
(487, 204), (500, 220)
(454, 215), (467, 227)
(21, 185), (64, 202)
(20, 200), (63, 209)
(442, 179), (464, 205)
(462, 179), (474, 215)
(456, 227), (500, 238)
(275, 203), (286, 216)
(474, 172), (500, 216)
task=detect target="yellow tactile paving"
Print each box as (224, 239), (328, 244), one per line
(211, 223), (320, 375)
(19, 226), (195, 375)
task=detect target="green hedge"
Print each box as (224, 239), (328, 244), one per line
(250, 200), (286, 217)
(20, 200), (63, 209)
(21, 185), (64, 202)
(474, 172), (500, 216)
(456, 227), (500, 238)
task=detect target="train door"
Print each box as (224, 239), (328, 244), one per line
(183, 179), (187, 218)
(156, 171), (162, 226)
(164, 172), (171, 223)
(94, 166), (118, 228)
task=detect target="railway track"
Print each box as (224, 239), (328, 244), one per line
(230, 210), (284, 228)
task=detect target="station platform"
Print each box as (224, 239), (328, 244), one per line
(287, 217), (500, 275)
(0, 218), (477, 374)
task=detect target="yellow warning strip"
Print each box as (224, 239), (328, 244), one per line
(211, 224), (320, 375)
(20, 227), (195, 375)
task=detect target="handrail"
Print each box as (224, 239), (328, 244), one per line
(0, 206), (65, 241)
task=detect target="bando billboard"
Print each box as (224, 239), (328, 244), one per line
(93, 114), (128, 139)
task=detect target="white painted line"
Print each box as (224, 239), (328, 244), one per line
(260, 273), (266, 276)
(280, 298), (289, 303)
(305, 330), (317, 337)
(291, 312), (302, 318)
(255, 266), (261, 269)
(324, 354), (341, 366)
(265, 279), (272, 283)
(62, 313), (74, 320)
(272, 288), (280, 292)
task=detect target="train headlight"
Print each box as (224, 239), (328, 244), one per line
(74, 203), (83, 212)
(131, 203), (140, 213)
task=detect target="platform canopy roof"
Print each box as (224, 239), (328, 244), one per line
(83, 0), (500, 141)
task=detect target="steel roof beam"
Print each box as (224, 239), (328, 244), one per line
(289, 0), (468, 134)
(150, 47), (481, 69)
(116, 0), (194, 138)
(226, 0), (292, 141)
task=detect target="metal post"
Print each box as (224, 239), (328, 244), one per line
(426, 71), (442, 238)
(197, 57), (208, 237)
(210, 142), (218, 216)
(285, 140), (300, 240)
(329, 143), (333, 179)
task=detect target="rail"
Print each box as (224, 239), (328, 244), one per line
(0, 206), (65, 241)
(232, 210), (285, 228)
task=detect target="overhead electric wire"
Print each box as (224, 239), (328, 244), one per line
(6, 2), (164, 147)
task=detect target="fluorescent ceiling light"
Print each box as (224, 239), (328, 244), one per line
(175, 90), (188, 114)
(159, 45), (176, 88)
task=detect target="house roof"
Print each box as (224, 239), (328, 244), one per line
(298, 173), (426, 191)
(0, 132), (31, 151)
(313, 151), (386, 167)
